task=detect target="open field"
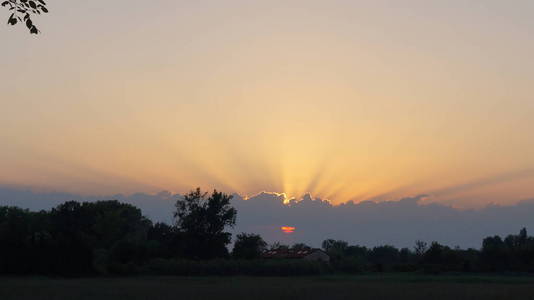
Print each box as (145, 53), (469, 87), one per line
(2, 274), (534, 300)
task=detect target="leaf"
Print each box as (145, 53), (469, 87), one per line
(37, 0), (45, 4)
(30, 25), (38, 34)
(28, 1), (36, 9)
(25, 18), (32, 29)
(8, 14), (17, 26)
(39, 5), (47, 13)
(1, 1), (8, 7)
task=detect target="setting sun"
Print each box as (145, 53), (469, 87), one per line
(281, 226), (296, 234)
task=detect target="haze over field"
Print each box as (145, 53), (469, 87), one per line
(2, 1), (534, 242)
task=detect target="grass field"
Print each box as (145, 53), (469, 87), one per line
(2, 274), (534, 300)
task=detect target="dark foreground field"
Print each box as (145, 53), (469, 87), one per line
(2, 274), (534, 300)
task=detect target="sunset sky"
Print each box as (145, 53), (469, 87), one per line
(2, 1), (534, 208)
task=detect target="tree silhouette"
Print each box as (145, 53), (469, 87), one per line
(232, 233), (267, 259)
(4, 197), (534, 276)
(481, 235), (507, 271)
(174, 188), (237, 259)
(322, 239), (348, 260)
(367, 245), (401, 272)
(414, 240), (428, 258)
(49, 200), (152, 274)
(2, 0), (48, 34)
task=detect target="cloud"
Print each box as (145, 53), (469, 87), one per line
(0, 185), (178, 224)
(2, 185), (534, 249)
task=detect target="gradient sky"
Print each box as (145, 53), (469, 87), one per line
(1, 1), (534, 208)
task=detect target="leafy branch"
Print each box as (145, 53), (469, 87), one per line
(2, 0), (48, 34)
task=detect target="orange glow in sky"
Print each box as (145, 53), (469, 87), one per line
(2, 2), (534, 209)
(281, 226), (296, 234)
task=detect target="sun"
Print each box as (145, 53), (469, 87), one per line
(281, 226), (295, 234)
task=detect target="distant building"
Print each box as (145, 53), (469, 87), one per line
(261, 248), (330, 263)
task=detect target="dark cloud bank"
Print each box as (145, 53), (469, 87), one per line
(2, 185), (534, 249)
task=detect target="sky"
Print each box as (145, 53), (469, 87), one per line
(1, 1), (534, 208)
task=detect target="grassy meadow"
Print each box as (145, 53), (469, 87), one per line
(2, 274), (534, 300)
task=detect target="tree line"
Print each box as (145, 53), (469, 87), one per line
(1, 188), (534, 276)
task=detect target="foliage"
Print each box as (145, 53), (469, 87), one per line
(174, 188), (237, 259)
(232, 233), (267, 259)
(322, 239), (348, 260)
(2, 0), (48, 34)
(2, 194), (534, 276)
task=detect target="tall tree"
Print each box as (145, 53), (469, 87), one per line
(174, 188), (237, 259)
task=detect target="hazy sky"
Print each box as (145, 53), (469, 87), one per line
(1, 1), (534, 207)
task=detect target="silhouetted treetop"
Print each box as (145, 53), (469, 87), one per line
(173, 188), (237, 259)
(174, 188), (236, 235)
